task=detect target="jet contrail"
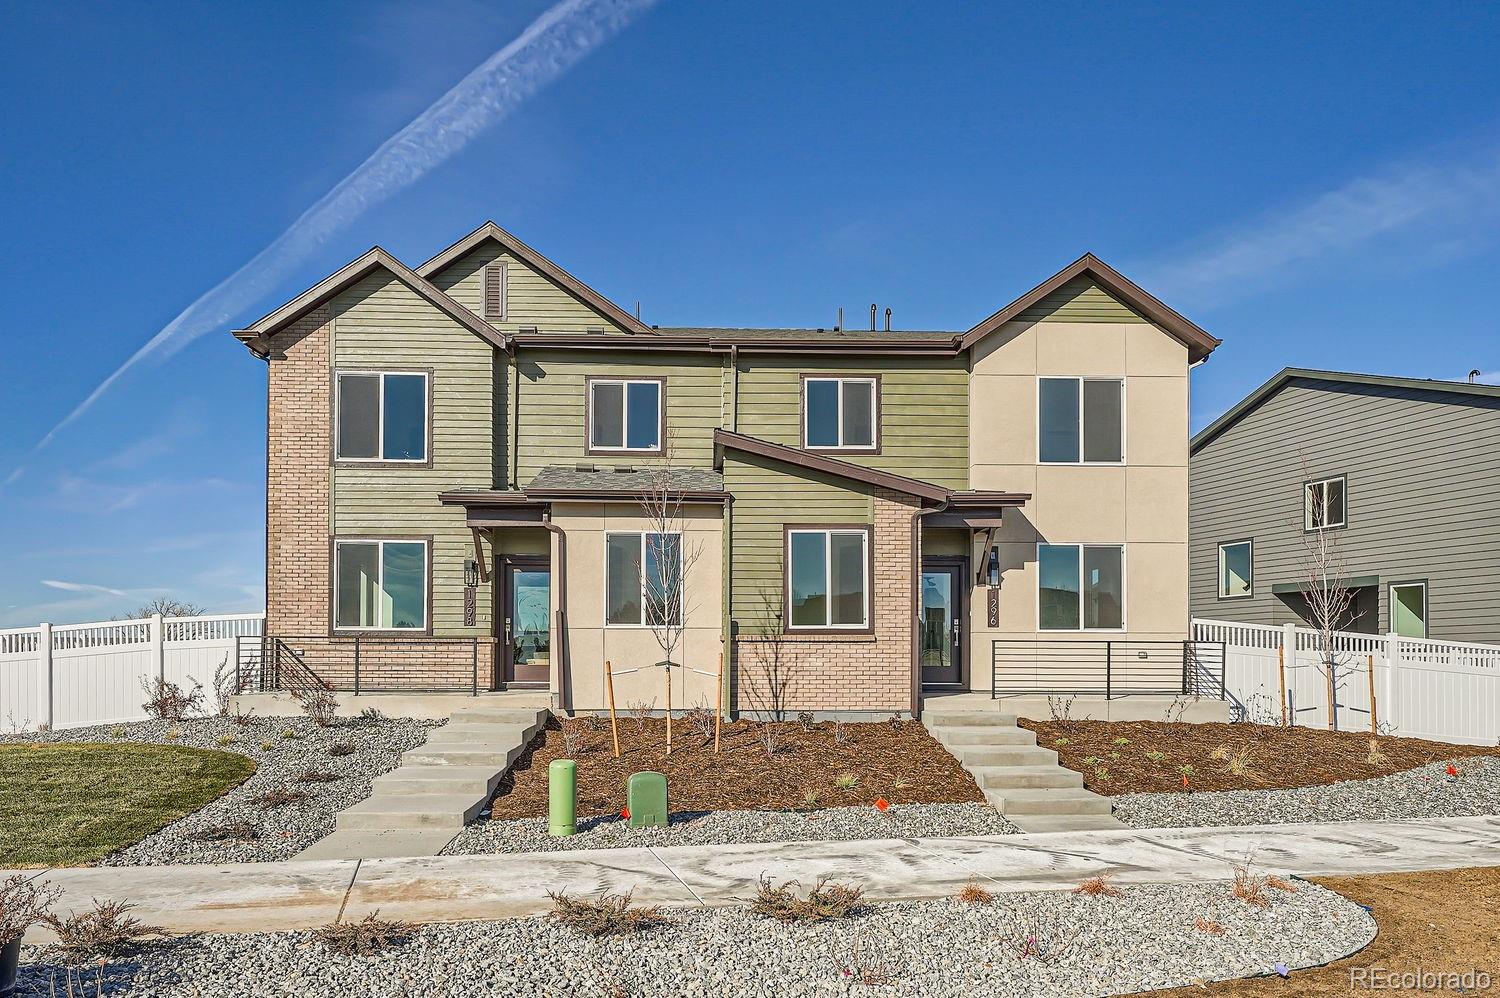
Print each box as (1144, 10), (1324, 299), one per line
(20, 0), (655, 464)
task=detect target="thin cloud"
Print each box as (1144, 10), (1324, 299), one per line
(15, 0), (654, 467)
(1141, 140), (1500, 307)
(41, 580), (131, 598)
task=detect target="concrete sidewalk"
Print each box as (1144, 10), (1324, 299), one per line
(12, 815), (1500, 940)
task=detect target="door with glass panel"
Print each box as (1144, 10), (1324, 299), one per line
(920, 560), (966, 688)
(502, 557), (550, 686)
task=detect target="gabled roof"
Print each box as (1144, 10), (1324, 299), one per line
(957, 253), (1221, 363)
(1191, 367), (1500, 454)
(416, 220), (653, 335)
(232, 247), (508, 357)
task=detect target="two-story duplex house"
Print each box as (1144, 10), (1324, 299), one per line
(231, 222), (1220, 716)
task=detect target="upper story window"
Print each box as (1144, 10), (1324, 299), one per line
(804, 377), (878, 450)
(335, 371), (428, 463)
(335, 539), (427, 630)
(605, 531), (682, 626)
(787, 527), (871, 630)
(588, 379), (662, 452)
(1305, 475), (1346, 530)
(1038, 543), (1124, 630)
(1039, 377), (1123, 464)
(1218, 540), (1253, 599)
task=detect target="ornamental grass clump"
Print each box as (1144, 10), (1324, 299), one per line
(1072, 874), (1123, 898)
(250, 787), (309, 809)
(750, 876), (864, 923)
(41, 899), (164, 960)
(297, 769), (342, 784)
(547, 889), (667, 937)
(312, 910), (415, 956)
(956, 878), (995, 906)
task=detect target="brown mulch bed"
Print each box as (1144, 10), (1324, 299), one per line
(1145, 866), (1500, 996)
(1020, 719), (1500, 795)
(486, 716), (985, 819)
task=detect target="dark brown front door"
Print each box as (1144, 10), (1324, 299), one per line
(920, 560), (966, 688)
(502, 557), (550, 686)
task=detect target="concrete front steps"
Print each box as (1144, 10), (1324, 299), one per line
(295, 701), (550, 860)
(923, 705), (1124, 833)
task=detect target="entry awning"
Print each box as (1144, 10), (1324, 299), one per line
(1271, 575), (1380, 595)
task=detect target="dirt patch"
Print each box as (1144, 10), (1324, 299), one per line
(1145, 866), (1500, 995)
(486, 716), (985, 819)
(1020, 719), (1498, 795)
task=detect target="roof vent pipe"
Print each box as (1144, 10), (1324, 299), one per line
(836, 307), (843, 332)
(870, 304), (877, 331)
(884, 307), (892, 332)
(1470, 369), (1482, 384)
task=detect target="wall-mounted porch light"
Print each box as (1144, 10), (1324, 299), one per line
(987, 546), (1000, 587)
(464, 559), (480, 589)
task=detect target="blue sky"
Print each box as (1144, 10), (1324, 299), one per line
(3, 0), (1499, 626)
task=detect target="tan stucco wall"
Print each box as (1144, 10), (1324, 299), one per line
(965, 319), (1190, 691)
(548, 503), (724, 711)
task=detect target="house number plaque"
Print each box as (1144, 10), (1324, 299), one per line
(463, 586), (477, 627)
(987, 588), (999, 628)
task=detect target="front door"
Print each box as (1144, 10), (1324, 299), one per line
(502, 558), (551, 686)
(920, 560), (966, 688)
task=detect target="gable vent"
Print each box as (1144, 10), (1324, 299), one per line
(483, 261), (507, 321)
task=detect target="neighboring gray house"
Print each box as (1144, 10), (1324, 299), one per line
(1189, 369), (1500, 644)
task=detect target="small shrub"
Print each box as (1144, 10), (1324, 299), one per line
(294, 684), (339, 728)
(796, 711), (815, 732)
(1093, 767), (1110, 782)
(580, 713), (603, 732)
(1081, 755), (1101, 767)
(547, 889), (667, 937)
(627, 700), (653, 734)
(1194, 917), (1226, 935)
(229, 703), (257, 728)
(250, 787), (310, 809)
(1108, 751), (1120, 761)
(803, 790), (820, 809)
(1209, 744), (1231, 762)
(281, 728), (302, 740)
(139, 676), (205, 721)
(164, 726), (181, 741)
(0, 874), (62, 943)
(1145, 750), (1167, 763)
(889, 776), (910, 791)
(1112, 737), (1131, 746)
(833, 771), (860, 791)
(356, 706), (386, 724)
(1047, 694), (1076, 721)
(297, 769), (342, 784)
(312, 910), (414, 956)
(685, 706), (715, 740)
(756, 722), (784, 758)
(1177, 764), (1195, 787)
(832, 720), (850, 745)
(1072, 874), (1123, 898)
(260, 740), (276, 752)
(1230, 855), (1300, 908)
(887, 713), (904, 730)
(956, 878), (994, 906)
(1366, 739), (1388, 766)
(560, 725), (584, 757)
(1220, 746), (1259, 780)
(1001, 916), (1082, 963)
(215, 734), (237, 747)
(328, 742), (356, 757)
(188, 821), (258, 842)
(1055, 736), (1071, 746)
(42, 899), (163, 960)
(109, 726), (127, 739)
(750, 876), (864, 922)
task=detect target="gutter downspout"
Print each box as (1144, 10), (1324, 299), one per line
(730, 344), (740, 432)
(539, 512), (568, 713)
(511, 351), (522, 490)
(911, 497), (951, 719)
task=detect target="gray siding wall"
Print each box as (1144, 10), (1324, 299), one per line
(1189, 379), (1500, 643)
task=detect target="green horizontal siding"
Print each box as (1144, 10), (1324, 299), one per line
(723, 451), (876, 635)
(732, 355), (969, 489)
(429, 244), (625, 333)
(330, 272), (497, 637)
(1018, 276), (1147, 323)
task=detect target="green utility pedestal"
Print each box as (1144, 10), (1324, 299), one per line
(548, 759), (577, 837)
(626, 771), (668, 828)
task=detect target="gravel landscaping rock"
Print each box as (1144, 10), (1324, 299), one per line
(1115, 755), (1500, 829)
(14, 878), (1375, 997)
(3, 714), (438, 864)
(444, 802), (1018, 854)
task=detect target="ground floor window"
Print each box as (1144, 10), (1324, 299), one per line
(1038, 543), (1124, 630)
(605, 532), (682, 626)
(334, 539), (427, 630)
(787, 527), (870, 629)
(1390, 581), (1428, 638)
(1218, 539), (1253, 598)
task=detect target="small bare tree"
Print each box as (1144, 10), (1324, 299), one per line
(636, 433), (706, 753)
(1296, 453), (1357, 730)
(738, 587), (800, 723)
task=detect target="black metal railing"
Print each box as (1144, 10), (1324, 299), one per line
(234, 635), (484, 695)
(991, 639), (1227, 699)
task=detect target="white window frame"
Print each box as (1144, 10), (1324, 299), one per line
(803, 377), (879, 451)
(1217, 539), (1254, 599)
(1389, 581), (1428, 638)
(1035, 376), (1126, 465)
(333, 538), (428, 631)
(1035, 542), (1127, 631)
(1304, 475), (1347, 531)
(587, 379), (662, 453)
(334, 370), (429, 464)
(603, 531), (683, 628)
(786, 527), (871, 630)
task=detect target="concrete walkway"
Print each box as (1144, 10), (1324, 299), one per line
(12, 815), (1499, 940)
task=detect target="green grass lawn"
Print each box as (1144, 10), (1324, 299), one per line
(0, 741), (257, 867)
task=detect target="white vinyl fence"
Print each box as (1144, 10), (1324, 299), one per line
(1194, 617), (1500, 746)
(0, 612), (264, 732)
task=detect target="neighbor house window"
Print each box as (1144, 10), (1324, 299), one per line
(804, 377), (877, 450)
(786, 527), (870, 629)
(1305, 475), (1346, 530)
(335, 539), (427, 630)
(335, 371), (428, 462)
(605, 532), (682, 626)
(1038, 543), (1124, 630)
(1038, 377), (1123, 463)
(1218, 540), (1253, 599)
(588, 379), (662, 452)
(1390, 582), (1428, 638)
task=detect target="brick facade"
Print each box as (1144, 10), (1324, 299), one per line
(733, 488), (920, 715)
